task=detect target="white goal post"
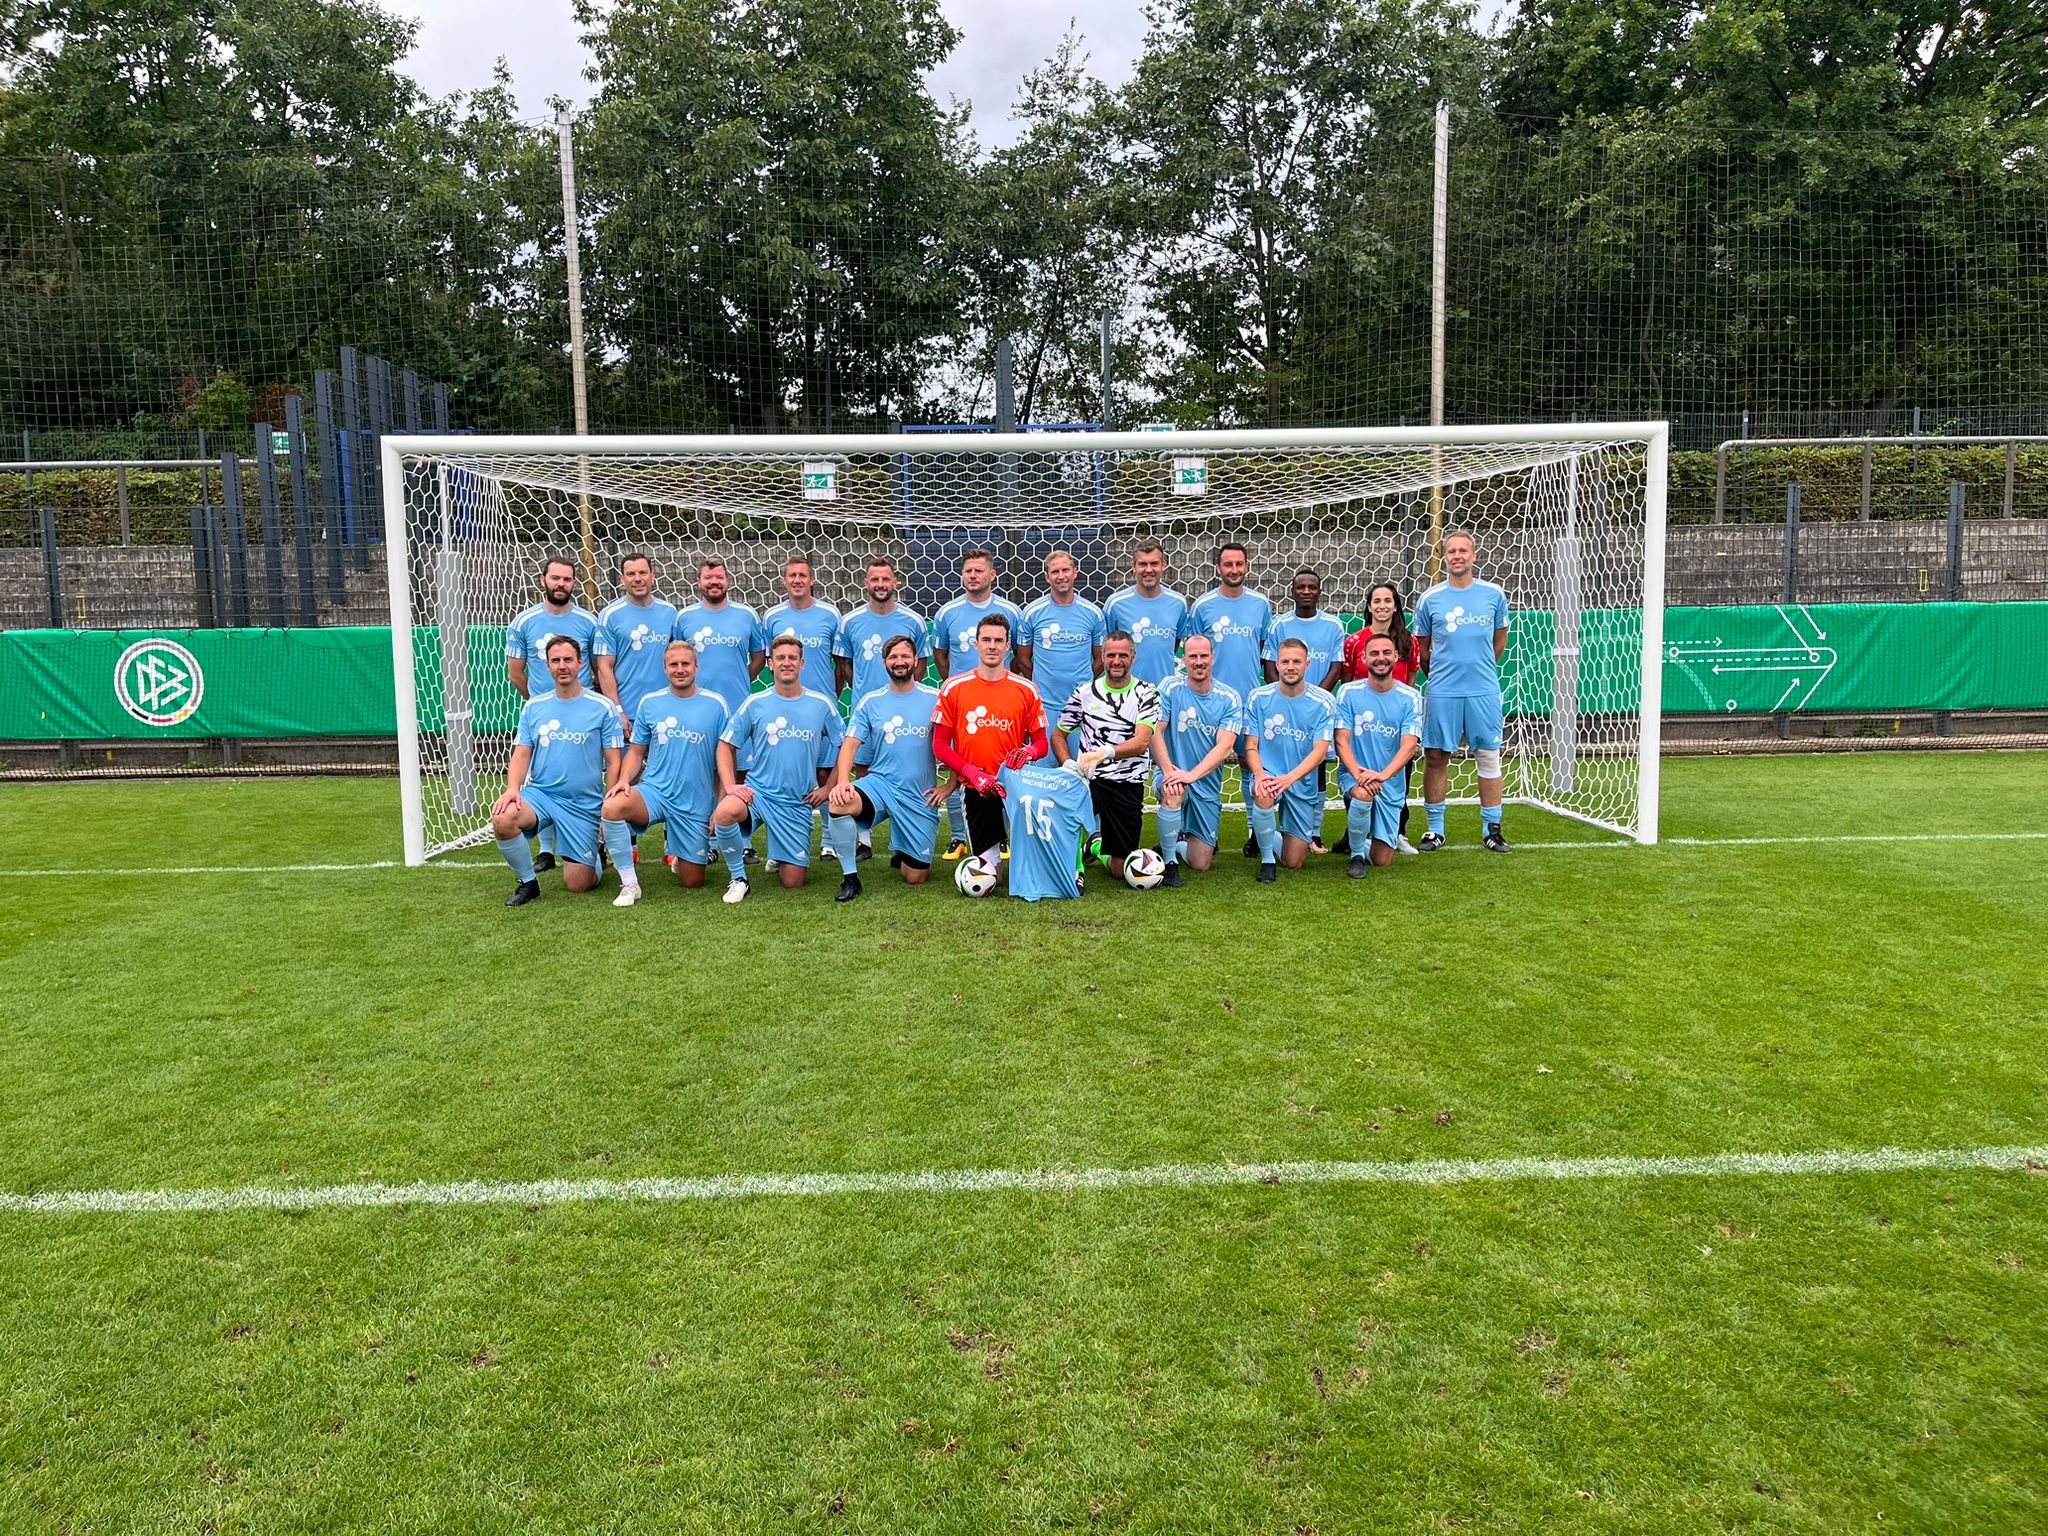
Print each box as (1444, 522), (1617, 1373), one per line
(383, 425), (1668, 864)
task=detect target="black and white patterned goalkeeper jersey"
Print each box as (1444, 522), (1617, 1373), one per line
(1055, 676), (1161, 783)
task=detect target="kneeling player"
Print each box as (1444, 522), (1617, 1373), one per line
(600, 640), (730, 906)
(710, 636), (845, 902)
(1052, 630), (1158, 883)
(491, 635), (624, 905)
(1152, 634), (1243, 886)
(1242, 638), (1336, 882)
(1333, 634), (1423, 878)
(828, 634), (945, 900)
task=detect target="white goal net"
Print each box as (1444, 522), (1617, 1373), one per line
(383, 427), (1667, 863)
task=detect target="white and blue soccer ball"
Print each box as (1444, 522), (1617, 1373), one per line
(1122, 847), (1167, 890)
(954, 853), (1001, 897)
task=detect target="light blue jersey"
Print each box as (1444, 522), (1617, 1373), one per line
(1413, 579), (1511, 699)
(1102, 586), (1190, 685)
(762, 600), (842, 700)
(851, 683), (941, 793)
(932, 593), (1024, 674)
(674, 602), (765, 710)
(834, 604), (930, 703)
(1156, 676), (1245, 777)
(997, 762), (1098, 902)
(597, 595), (682, 713)
(1244, 682), (1336, 781)
(1020, 595), (1106, 720)
(516, 688), (621, 811)
(631, 686), (730, 816)
(1189, 589), (1272, 706)
(1335, 679), (1424, 777)
(506, 601), (600, 698)
(1264, 611), (1347, 689)
(720, 688), (844, 800)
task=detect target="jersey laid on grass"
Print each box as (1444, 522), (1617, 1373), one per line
(1244, 683), (1336, 779)
(1056, 677), (1160, 784)
(762, 600), (841, 699)
(598, 595), (682, 711)
(675, 602), (765, 710)
(1189, 589), (1272, 706)
(834, 604), (930, 704)
(632, 687), (731, 811)
(1413, 580), (1511, 698)
(997, 762), (1098, 902)
(1102, 586), (1190, 685)
(1264, 611), (1347, 687)
(516, 689), (621, 809)
(851, 683), (941, 794)
(506, 601), (600, 698)
(1019, 595), (1106, 719)
(1156, 677), (1245, 774)
(719, 688), (844, 799)
(1334, 680), (1424, 776)
(932, 594), (1023, 674)
(933, 671), (1045, 774)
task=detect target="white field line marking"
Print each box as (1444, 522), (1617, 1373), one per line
(2, 831), (2045, 878)
(3, 1144), (2042, 1218)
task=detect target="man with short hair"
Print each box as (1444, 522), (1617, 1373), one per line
(834, 556), (930, 705)
(931, 613), (1049, 863)
(1242, 638), (1336, 882)
(828, 634), (946, 901)
(1017, 550), (1105, 731)
(505, 555), (600, 869)
(1103, 540), (1190, 687)
(1333, 633), (1424, 879)
(1152, 634), (1243, 887)
(1263, 565), (1347, 852)
(711, 636), (846, 902)
(491, 635), (623, 906)
(600, 640), (731, 906)
(931, 548), (1023, 860)
(1190, 542), (1273, 858)
(1052, 630), (1159, 883)
(594, 550), (681, 734)
(674, 557), (766, 712)
(1413, 530), (1512, 852)
(762, 553), (841, 701)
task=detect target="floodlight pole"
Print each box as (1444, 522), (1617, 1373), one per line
(1428, 98), (1450, 584)
(557, 108), (596, 603)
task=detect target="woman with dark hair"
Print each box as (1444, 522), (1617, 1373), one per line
(1334, 581), (1423, 855)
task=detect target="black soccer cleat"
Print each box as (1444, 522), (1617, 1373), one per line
(857, 842), (872, 862)
(1160, 863), (1184, 889)
(1256, 861), (1278, 884)
(1348, 856), (1369, 880)
(1243, 834), (1259, 859)
(1417, 832), (1446, 852)
(835, 873), (862, 903)
(1332, 832), (1352, 856)
(742, 845), (760, 866)
(504, 879), (541, 908)
(531, 852), (558, 873)
(888, 850), (905, 870)
(1484, 825), (1511, 853)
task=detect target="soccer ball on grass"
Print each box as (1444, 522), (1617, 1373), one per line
(1121, 847), (1167, 889)
(954, 853), (1000, 897)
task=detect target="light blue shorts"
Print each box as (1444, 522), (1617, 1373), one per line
(853, 774), (939, 866)
(1155, 768), (1224, 849)
(1422, 693), (1504, 755)
(751, 788), (817, 867)
(520, 784), (601, 869)
(1274, 780), (1326, 846)
(634, 781), (713, 865)
(1347, 772), (1409, 848)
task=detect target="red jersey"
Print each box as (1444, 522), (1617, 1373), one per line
(1343, 626), (1421, 686)
(933, 671), (1046, 773)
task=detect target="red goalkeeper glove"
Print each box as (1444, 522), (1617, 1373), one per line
(1001, 746), (1033, 770)
(965, 766), (1001, 796)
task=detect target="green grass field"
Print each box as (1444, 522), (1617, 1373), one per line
(3, 753), (2044, 1533)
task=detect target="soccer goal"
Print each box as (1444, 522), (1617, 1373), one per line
(382, 426), (1668, 863)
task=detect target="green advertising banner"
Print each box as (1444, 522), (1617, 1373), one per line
(3, 604), (2044, 742)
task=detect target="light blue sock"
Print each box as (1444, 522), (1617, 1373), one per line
(714, 820), (748, 881)
(1248, 802), (1279, 864)
(826, 813), (860, 874)
(601, 818), (639, 883)
(947, 786), (968, 847)
(1347, 798), (1376, 850)
(1426, 802), (1446, 837)
(496, 835), (536, 882)
(1481, 801), (1502, 831)
(1155, 804), (1183, 866)
(537, 824), (556, 856)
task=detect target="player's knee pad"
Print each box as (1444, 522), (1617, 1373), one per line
(1474, 747), (1503, 780)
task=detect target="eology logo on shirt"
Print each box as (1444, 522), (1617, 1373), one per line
(538, 719), (591, 749)
(693, 625), (743, 652)
(964, 705), (1016, 735)
(764, 715), (815, 747)
(861, 633), (888, 660)
(627, 623), (654, 651)
(1263, 713), (1312, 742)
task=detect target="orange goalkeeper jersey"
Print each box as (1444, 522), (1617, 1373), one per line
(933, 671), (1046, 773)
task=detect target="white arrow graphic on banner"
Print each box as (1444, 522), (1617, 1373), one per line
(1666, 604), (1838, 712)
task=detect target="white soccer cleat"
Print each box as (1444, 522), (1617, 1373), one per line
(722, 878), (750, 905)
(1398, 836), (1419, 855)
(612, 883), (642, 908)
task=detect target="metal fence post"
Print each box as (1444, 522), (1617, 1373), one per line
(340, 346), (367, 572)
(255, 424), (287, 625)
(403, 369), (422, 431)
(368, 354), (393, 532)
(314, 369), (346, 602)
(432, 383), (450, 434)
(39, 506), (62, 627)
(220, 451), (252, 626)
(1859, 442), (1873, 521)
(1782, 482), (1800, 602)
(1946, 481), (1965, 601)
(2004, 440), (2018, 519)
(117, 465), (131, 544)
(189, 504), (217, 628)
(286, 392), (317, 624)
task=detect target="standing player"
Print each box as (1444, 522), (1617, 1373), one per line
(1189, 542), (1272, 857)
(1413, 531), (1512, 852)
(491, 635), (623, 906)
(1052, 631), (1159, 884)
(600, 640), (730, 906)
(1017, 550), (1105, 730)
(762, 553), (841, 700)
(594, 550), (681, 733)
(505, 555), (600, 869)
(835, 556), (930, 706)
(1335, 580), (1422, 856)
(1262, 566), (1346, 853)
(827, 635), (946, 901)
(1333, 634), (1424, 878)
(1242, 638), (1337, 883)
(1152, 634), (1243, 887)
(997, 752), (1102, 902)
(711, 636), (846, 902)
(1102, 539), (1190, 687)
(931, 548), (1023, 861)
(932, 614), (1049, 863)
(674, 556), (766, 712)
